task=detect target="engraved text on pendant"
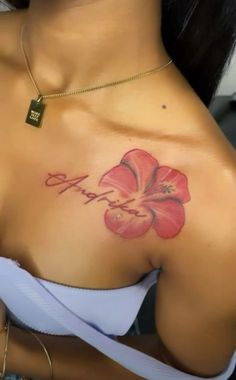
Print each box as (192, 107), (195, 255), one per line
(25, 98), (45, 127)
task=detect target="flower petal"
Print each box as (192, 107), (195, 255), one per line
(104, 208), (154, 239)
(121, 149), (159, 193)
(99, 164), (137, 198)
(144, 199), (185, 238)
(143, 166), (191, 203)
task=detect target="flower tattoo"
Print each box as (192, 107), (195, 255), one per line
(98, 149), (191, 239)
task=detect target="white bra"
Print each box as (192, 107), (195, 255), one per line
(0, 257), (235, 380)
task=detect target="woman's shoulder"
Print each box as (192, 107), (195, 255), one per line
(141, 75), (236, 266)
(142, 87), (236, 355)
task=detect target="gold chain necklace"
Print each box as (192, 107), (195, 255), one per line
(20, 25), (173, 128)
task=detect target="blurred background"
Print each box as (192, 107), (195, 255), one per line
(213, 52), (236, 148)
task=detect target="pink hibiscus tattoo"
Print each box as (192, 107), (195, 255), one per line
(98, 149), (191, 239)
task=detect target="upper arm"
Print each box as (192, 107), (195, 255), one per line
(154, 254), (236, 377)
(151, 164), (236, 377)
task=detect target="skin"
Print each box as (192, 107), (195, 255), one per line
(0, 0), (235, 378)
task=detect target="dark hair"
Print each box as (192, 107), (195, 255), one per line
(7, 0), (28, 8)
(8, 0), (236, 106)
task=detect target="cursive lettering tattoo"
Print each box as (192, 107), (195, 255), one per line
(45, 149), (191, 239)
(45, 173), (147, 218)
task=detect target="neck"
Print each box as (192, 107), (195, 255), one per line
(22, 0), (170, 95)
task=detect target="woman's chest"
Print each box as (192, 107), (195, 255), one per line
(0, 118), (155, 288)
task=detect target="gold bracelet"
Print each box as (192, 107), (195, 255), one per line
(26, 329), (53, 380)
(0, 318), (10, 380)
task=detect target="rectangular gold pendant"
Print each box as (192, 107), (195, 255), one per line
(25, 96), (45, 127)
